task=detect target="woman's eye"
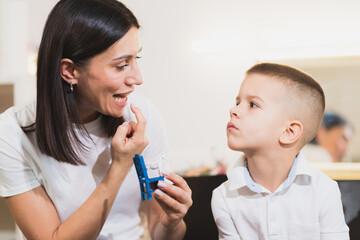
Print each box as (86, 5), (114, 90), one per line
(117, 63), (129, 70)
(135, 56), (142, 60)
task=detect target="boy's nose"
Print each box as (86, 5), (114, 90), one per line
(230, 107), (239, 117)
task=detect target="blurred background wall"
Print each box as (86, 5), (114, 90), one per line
(1, 0), (360, 239)
(1, 0), (360, 173)
(120, 0), (360, 172)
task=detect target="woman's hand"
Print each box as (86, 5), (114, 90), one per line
(111, 104), (149, 168)
(154, 172), (193, 231)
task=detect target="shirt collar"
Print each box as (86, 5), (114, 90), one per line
(227, 152), (312, 193)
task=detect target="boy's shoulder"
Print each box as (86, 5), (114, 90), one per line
(213, 152), (339, 198)
(212, 156), (252, 198)
(306, 164), (339, 193)
(213, 178), (231, 195)
(297, 152), (338, 188)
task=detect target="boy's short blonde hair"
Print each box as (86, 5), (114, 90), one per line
(246, 63), (325, 147)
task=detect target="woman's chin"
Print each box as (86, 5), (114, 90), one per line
(108, 109), (126, 118)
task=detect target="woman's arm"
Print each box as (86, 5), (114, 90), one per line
(6, 162), (131, 240)
(6, 105), (148, 240)
(143, 172), (192, 240)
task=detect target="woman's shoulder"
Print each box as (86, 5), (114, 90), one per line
(14, 101), (37, 127)
(0, 101), (36, 127)
(0, 101), (36, 139)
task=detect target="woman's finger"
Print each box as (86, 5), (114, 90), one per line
(128, 121), (137, 137)
(125, 122), (133, 137)
(163, 172), (192, 194)
(130, 104), (146, 137)
(156, 180), (191, 205)
(112, 123), (130, 146)
(154, 189), (187, 214)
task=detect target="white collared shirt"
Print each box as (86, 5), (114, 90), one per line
(211, 152), (349, 240)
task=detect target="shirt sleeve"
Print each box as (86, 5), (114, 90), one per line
(319, 179), (350, 240)
(0, 110), (40, 197)
(211, 186), (241, 240)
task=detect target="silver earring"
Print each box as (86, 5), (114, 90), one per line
(70, 83), (73, 92)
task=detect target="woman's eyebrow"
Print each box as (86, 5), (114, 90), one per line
(112, 47), (143, 61)
(112, 54), (133, 61)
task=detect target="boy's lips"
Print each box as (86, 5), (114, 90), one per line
(227, 122), (238, 130)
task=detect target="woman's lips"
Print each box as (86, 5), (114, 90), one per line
(113, 91), (132, 107)
(113, 95), (128, 107)
(227, 122), (238, 130)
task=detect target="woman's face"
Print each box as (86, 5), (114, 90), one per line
(318, 125), (353, 162)
(75, 27), (143, 123)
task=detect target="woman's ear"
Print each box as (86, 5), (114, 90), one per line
(279, 120), (303, 145)
(60, 58), (79, 85)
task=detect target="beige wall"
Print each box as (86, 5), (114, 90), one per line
(1, 0), (360, 238)
(1, 0), (360, 172)
(121, 0), (360, 171)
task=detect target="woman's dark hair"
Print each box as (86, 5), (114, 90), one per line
(321, 112), (348, 130)
(23, 0), (140, 165)
(310, 111), (349, 144)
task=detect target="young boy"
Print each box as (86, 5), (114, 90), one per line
(211, 63), (349, 240)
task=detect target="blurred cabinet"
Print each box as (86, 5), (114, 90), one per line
(0, 84), (15, 238)
(0, 198), (15, 238)
(0, 84), (14, 113)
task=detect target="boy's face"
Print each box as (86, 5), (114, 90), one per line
(227, 73), (289, 153)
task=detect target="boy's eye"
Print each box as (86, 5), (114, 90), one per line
(250, 102), (259, 108)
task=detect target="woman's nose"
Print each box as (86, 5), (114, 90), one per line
(125, 62), (143, 86)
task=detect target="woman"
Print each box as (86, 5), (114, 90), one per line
(314, 112), (354, 162)
(304, 111), (354, 163)
(0, 0), (192, 239)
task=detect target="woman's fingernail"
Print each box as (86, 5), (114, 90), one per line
(157, 181), (166, 188)
(161, 170), (170, 177)
(154, 189), (163, 197)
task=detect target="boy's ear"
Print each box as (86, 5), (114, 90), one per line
(279, 120), (303, 145)
(60, 58), (79, 85)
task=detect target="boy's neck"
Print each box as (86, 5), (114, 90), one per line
(245, 149), (298, 193)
